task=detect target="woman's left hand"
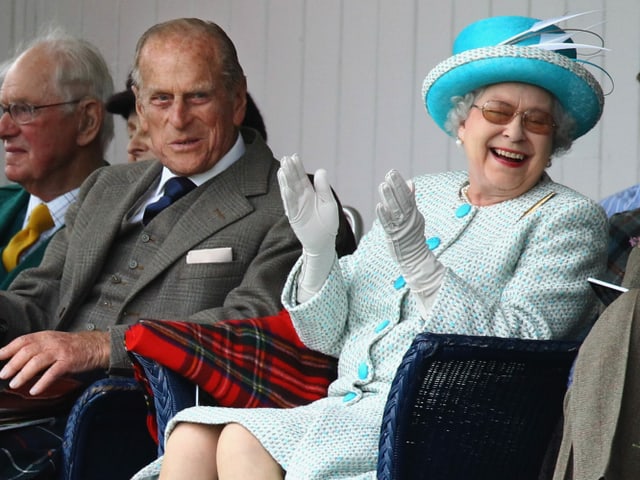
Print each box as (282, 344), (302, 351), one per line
(376, 170), (445, 301)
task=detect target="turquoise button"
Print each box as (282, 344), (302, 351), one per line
(394, 276), (406, 289)
(375, 319), (390, 333)
(426, 237), (440, 250)
(456, 203), (471, 218)
(343, 391), (357, 402)
(358, 362), (369, 380)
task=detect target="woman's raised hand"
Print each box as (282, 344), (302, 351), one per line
(278, 154), (338, 302)
(277, 154), (338, 254)
(376, 170), (445, 314)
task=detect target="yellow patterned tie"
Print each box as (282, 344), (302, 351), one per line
(2, 203), (54, 271)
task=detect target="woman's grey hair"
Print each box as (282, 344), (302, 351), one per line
(130, 18), (245, 96)
(444, 88), (576, 158)
(5, 28), (115, 152)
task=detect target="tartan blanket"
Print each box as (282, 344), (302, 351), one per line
(125, 309), (337, 441)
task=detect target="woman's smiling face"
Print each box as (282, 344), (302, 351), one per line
(458, 82), (555, 206)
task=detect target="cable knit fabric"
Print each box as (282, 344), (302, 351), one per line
(132, 170), (608, 480)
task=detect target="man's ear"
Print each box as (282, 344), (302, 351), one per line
(232, 77), (248, 127)
(132, 85), (149, 131)
(77, 98), (102, 146)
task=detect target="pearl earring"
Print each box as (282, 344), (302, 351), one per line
(455, 137), (463, 147)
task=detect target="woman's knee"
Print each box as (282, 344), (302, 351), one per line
(218, 423), (260, 455)
(168, 422), (222, 453)
(217, 423), (283, 478)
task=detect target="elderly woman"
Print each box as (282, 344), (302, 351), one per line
(133, 14), (608, 480)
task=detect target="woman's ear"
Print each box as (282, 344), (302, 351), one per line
(76, 98), (102, 146)
(457, 122), (466, 143)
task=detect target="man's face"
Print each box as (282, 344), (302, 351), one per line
(135, 34), (246, 176)
(0, 47), (82, 194)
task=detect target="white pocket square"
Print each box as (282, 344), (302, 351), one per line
(186, 247), (233, 264)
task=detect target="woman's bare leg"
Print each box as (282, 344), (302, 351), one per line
(159, 422), (223, 480)
(217, 423), (284, 479)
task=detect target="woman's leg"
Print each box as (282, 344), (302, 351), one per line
(217, 423), (284, 479)
(159, 422), (222, 480)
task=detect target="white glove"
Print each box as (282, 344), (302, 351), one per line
(376, 169), (445, 316)
(278, 154), (338, 303)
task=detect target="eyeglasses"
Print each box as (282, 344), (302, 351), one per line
(0, 99), (82, 125)
(471, 101), (556, 135)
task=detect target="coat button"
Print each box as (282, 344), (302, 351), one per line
(343, 391), (357, 403)
(426, 237), (440, 250)
(358, 362), (369, 380)
(456, 203), (471, 218)
(128, 260), (138, 269)
(393, 276), (406, 289)
(111, 274), (121, 284)
(141, 233), (151, 243)
(374, 319), (390, 333)
(86, 323), (96, 331)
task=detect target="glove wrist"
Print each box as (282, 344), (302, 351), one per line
(296, 248), (337, 303)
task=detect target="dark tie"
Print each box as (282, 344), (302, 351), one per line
(143, 177), (196, 225)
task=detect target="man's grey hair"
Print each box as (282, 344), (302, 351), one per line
(3, 27), (114, 152)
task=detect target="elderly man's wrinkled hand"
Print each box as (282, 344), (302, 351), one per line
(0, 330), (110, 396)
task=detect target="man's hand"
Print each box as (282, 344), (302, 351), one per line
(0, 331), (110, 395)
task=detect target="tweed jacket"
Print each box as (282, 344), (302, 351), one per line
(132, 170), (608, 480)
(553, 246), (640, 480)
(0, 128), (303, 370)
(0, 185), (53, 290)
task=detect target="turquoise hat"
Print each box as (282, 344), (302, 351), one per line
(422, 15), (605, 139)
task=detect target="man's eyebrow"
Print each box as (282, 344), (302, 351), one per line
(142, 85), (215, 95)
(185, 84), (215, 93)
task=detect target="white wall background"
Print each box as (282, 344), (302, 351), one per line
(0, 0), (639, 229)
